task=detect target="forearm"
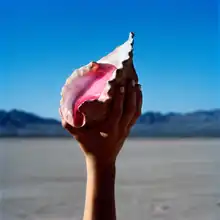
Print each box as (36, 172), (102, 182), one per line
(83, 158), (116, 220)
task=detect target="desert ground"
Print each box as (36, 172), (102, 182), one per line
(0, 138), (220, 220)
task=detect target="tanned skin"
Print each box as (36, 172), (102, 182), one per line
(62, 80), (142, 220)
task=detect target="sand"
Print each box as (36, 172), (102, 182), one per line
(0, 138), (220, 220)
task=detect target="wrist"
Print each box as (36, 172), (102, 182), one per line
(85, 155), (116, 174)
(85, 155), (116, 200)
(83, 156), (116, 220)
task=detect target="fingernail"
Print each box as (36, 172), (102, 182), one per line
(132, 80), (136, 87)
(120, 86), (125, 93)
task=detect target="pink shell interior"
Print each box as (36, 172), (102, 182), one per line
(60, 63), (117, 127)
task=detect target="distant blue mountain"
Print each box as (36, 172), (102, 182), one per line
(0, 109), (67, 137)
(131, 109), (220, 137)
(0, 109), (220, 137)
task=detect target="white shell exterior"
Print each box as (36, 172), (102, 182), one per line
(98, 32), (134, 102)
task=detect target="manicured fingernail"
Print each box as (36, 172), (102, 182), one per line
(132, 80), (136, 87)
(120, 86), (125, 93)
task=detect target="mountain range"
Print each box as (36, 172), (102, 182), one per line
(0, 109), (220, 137)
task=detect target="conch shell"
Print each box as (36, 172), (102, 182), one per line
(59, 32), (138, 127)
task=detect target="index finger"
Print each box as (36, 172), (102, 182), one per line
(61, 119), (85, 136)
(104, 85), (125, 129)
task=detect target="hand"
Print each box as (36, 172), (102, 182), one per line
(62, 80), (142, 220)
(62, 80), (142, 167)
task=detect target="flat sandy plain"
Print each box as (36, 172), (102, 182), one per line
(0, 138), (220, 220)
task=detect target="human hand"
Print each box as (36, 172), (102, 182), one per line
(62, 80), (142, 167)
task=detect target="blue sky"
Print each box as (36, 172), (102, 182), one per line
(0, 0), (218, 118)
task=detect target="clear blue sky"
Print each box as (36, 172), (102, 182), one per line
(0, 0), (219, 118)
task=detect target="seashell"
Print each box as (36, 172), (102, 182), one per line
(59, 32), (138, 127)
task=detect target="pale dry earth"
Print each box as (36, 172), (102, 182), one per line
(0, 139), (220, 220)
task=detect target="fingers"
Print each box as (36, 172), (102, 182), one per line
(61, 120), (74, 133)
(129, 84), (143, 127)
(136, 84), (143, 117)
(104, 85), (125, 129)
(111, 86), (125, 125)
(61, 119), (81, 136)
(119, 80), (137, 128)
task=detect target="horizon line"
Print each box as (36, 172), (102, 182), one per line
(1, 107), (220, 120)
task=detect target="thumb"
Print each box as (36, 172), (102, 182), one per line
(61, 120), (79, 136)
